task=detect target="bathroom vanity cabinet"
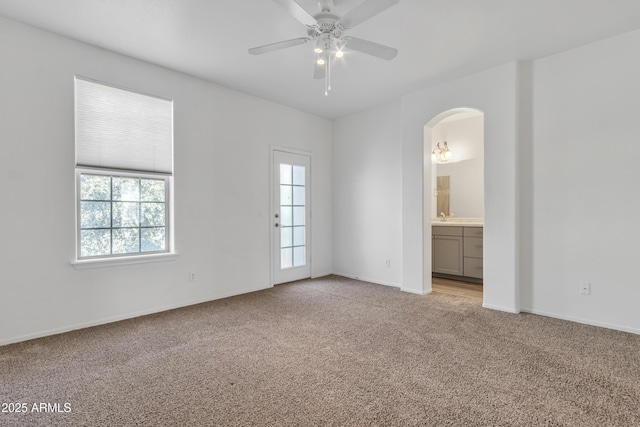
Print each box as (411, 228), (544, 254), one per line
(432, 226), (464, 276)
(432, 225), (483, 282)
(462, 227), (483, 279)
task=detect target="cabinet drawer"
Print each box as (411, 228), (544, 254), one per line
(432, 226), (463, 237)
(464, 237), (483, 258)
(464, 257), (483, 279)
(464, 227), (483, 237)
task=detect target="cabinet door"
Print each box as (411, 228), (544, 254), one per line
(433, 235), (464, 276)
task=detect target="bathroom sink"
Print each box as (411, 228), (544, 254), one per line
(431, 218), (483, 226)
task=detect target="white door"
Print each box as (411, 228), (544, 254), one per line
(272, 150), (311, 284)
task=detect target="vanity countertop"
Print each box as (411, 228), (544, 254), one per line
(432, 218), (483, 227)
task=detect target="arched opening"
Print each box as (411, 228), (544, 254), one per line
(424, 108), (485, 301)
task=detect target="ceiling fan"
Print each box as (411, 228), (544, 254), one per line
(248, 0), (399, 95)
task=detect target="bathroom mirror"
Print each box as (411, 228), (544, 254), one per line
(429, 110), (484, 219)
(435, 159), (483, 218)
(436, 176), (450, 216)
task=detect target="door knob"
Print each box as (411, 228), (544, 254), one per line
(275, 213), (279, 218)
(275, 223), (279, 227)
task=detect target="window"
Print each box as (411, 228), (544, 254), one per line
(78, 171), (168, 258)
(74, 77), (173, 262)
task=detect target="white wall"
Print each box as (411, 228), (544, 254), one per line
(3, 16), (640, 345)
(332, 101), (402, 287)
(334, 29), (640, 333)
(402, 63), (519, 309)
(332, 65), (518, 306)
(0, 16), (332, 345)
(523, 28), (640, 333)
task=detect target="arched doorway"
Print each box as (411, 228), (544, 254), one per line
(424, 108), (485, 300)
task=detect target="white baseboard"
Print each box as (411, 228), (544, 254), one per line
(482, 303), (520, 314)
(520, 308), (640, 335)
(311, 270), (334, 279)
(332, 272), (401, 289)
(401, 287), (432, 296)
(333, 272), (433, 295)
(0, 284), (273, 347)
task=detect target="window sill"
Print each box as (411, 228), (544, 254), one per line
(71, 252), (179, 270)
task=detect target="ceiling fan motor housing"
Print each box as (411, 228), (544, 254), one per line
(315, 13), (340, 32)
(314, 13), (345, 43)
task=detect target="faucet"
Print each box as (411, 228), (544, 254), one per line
(440, 212), (446, 221)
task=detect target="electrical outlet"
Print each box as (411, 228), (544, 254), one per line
(579, 281), (590, 295)
(189, 272), (197, 283)
(385, 259), (391, 268)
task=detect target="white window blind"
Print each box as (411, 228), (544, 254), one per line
(75, 77), (173, 174)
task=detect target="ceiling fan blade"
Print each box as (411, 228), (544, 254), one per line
(248, 37), (310, 55)
(340, 0), (399, 29)
(314, 61), (326, 79)
(345, 37), (398, 60)
(271, 0), (317, 26)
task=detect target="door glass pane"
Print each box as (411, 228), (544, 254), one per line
(293, 186), (305, 205)
(293, 247), (305, 267)
(292, 165), (305, 186)
(293, 207), (305, 226)
(281, 248), (293, 269)
(280, 207), (292, 227)
(293, 226), (305, 246)
(280, 164), (292, 185)
(279, 160), (307, 271)
(280, 185), (292, 205)
(281, 227), (292, 248)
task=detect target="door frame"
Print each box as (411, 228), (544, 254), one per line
(269, 146), (313, 285)
(424, 108), (484, 297)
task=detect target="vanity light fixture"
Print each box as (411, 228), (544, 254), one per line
(432, 141), (453, 163)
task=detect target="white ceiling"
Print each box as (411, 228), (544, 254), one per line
(2, 0), (640, 119)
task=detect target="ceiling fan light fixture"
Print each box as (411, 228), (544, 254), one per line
(313, 38), (324, 54)
(248, 0), (400, 95)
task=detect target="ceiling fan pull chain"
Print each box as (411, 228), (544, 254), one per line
(325, 65), (329, 96)
(327, 52), (332, 95)
(325, 35), (332, 96)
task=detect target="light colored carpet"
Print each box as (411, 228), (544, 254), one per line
(1, 275), (639, 426)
